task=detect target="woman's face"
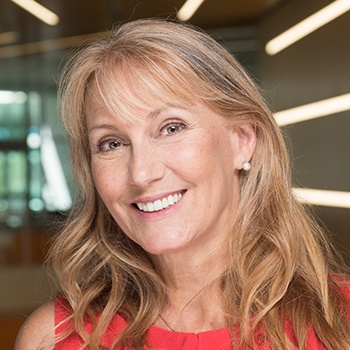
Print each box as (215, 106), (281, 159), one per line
(86, 91), (255, 257)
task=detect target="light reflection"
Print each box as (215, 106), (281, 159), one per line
(29, 198), (45, 212)
(0, 31), (19, 45)
(0, 199), (9, 212)
(26, 128), (41, 149)
(293, 188), (350, 209)
(6, 214), (23, 228)
(265, 0), (350, 55)
(41, 126), (72, 211)
(0, 91), (27, 104)
(274, 93), (350, 126)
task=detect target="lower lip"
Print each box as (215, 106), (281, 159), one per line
(133, 194), (184, 219)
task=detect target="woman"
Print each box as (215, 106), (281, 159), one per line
(16, 19), (350, 349)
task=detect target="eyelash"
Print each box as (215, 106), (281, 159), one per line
(95, 120), (187, 153)
(97, 138), (123, 153)
(161, 121), (187, 136)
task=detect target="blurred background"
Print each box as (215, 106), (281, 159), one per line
(0, 0), (349, 348)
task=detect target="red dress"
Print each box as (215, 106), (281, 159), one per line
(54, 296), (335, 349)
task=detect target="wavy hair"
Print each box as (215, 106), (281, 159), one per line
(51, 18), (350, 349)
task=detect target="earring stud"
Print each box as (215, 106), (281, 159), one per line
(242, 161), (251, 171)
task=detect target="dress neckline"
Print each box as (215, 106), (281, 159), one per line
(149, 323), (232, 336)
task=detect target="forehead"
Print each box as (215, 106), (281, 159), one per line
(85, 92), (168, 128)
(85, 58), (202, 124)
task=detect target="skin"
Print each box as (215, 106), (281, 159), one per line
(14, 302), (55, 350)
(87, 101), (253, 256)
(87, 96), (256, 332)
(15, 92), (256, 346)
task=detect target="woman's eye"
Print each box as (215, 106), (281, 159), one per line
(98, 139), (122, 152)
(162, 122), (186, 136)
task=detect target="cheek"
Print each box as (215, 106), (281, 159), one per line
(91, 161), (104, 189)
(185, 132), (215, 155)
(174, 133), (231, 175)
(90, 160), (122, 200)
(168, 140), (208, 176)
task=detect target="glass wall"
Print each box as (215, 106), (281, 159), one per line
(0, 89), (71, 230)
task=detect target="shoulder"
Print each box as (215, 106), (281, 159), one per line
(15, 301), (55, 350)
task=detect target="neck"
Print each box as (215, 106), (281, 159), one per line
(156, 280), (227, 333)
(149, 242), (228, 332)
(149, 237), (227, 288)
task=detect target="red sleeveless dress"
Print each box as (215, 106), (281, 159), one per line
(54, 294), (339, 349)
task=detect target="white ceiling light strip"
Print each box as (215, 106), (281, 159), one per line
(293, 188), (350, 209)
(0, 32), (108, 59)
(274, 93), (350, 126)
(11, 0), (59, 26)
(266, 0), (350, 55)
(177, 0), (205, 21)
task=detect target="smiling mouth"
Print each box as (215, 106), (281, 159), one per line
(135, 192), (183, 213)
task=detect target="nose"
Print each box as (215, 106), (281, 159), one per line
(129, 143), (166, 187)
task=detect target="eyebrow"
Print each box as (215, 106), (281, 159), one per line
(88, 123), (119, 133)
(147, 108), (163, 119)
(87, 108), (167, 133)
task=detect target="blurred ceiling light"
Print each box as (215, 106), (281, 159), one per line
(0, 31), (18, 45)
(177, 0), (205, 21)
(266, 0), (350, 55)
(274, 93), (350, 126)
(0, 31), (108, 59)
(293, 188), (350, 209)
(11, 0), (59, 26)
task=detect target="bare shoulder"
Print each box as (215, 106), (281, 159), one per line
(15, 301), (55, 350)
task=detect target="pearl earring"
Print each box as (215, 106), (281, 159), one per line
(242, 161), (251, 171)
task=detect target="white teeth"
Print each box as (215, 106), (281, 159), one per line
(154, 199), (162, 211)
(136, 193), (182, 212)
(136, 203), (145, 211)
(168, 195), (174, 205)
(146, 202), (155, 212)
(161, 198), (169, 208)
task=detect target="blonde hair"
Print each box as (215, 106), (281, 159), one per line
(51, 18), (350, 349)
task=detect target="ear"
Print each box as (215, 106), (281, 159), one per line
(229, 121), (256, 171)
